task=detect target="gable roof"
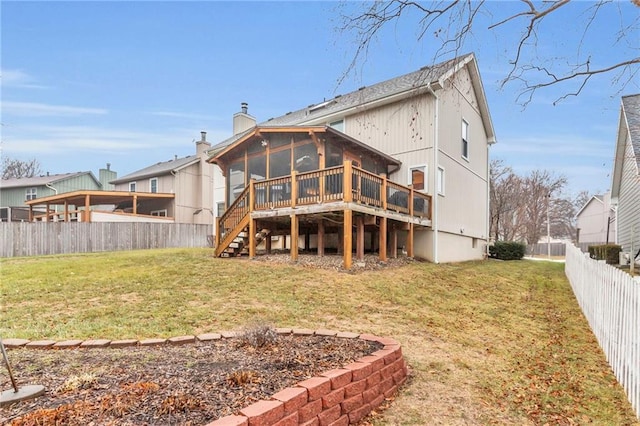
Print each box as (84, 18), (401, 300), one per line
(611, 93), (640, 199)
(1, 172), (100, 189)
(212, 52), (496, 150)
(111, 155), (199, 184)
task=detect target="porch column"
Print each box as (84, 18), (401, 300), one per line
(343, 209), (352, 269)
(85, 194), (92, 222)
(290, 214), (299, 261)
(379, 217), (387, 262)
(64, 201), (69, 222)
(249, 216), (256, 259)
(45, 202), (50, 222)
(317, 219), (325, 257)
(356, 215), (364, 261)
(407, 223), (414, 258)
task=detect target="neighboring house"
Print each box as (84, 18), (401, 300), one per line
(576, 192), (616, 245)
(109, 133), (214, 226)
(0, 165), (115, 222)
(611, 94), (640, 263)
(210, 53), (496, 264)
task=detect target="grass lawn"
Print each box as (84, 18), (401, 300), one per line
(1, 248), (637, 425)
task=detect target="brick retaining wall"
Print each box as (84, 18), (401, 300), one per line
(3, 328), (408, 426)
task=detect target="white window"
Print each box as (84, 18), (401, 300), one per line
(26, 187), (37, 201)
(408, 165), (426, 191)
(150, 178), (158, 193)
(437, 166), (445, 195)
(462, 119), (469, 160)
(150, 209), (167, 217)
(129, 182), (136, 192)
(329, 119), (344, 132)
(216, 202), (226, 217)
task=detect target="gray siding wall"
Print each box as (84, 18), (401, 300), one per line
(617, 137), (640, 253)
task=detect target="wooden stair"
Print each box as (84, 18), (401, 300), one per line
(219, 228), (271, 257)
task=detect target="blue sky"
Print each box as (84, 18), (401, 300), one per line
(2, 1), (638, 198)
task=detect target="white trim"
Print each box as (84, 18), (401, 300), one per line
(129, 182), (137, 192)
(150, 209), (167, 217)
(149, 177), (158, 193)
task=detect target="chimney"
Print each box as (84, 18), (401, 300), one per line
(233, 102), (256, 135)
(200, 131), (207, 142)
(196, 130), (211, 155)
(106, 163), (111, 171)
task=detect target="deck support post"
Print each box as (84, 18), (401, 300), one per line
(391, 225), (398, 258)
(356, 215), (365, 261)
(265, 232), (272, 254)
(343, 209), (352, 269)
(304, 230), (310, 252)
(407, 223), (414, 258)
(249, 216), (256, 259)
(290, 214), (299, 262)
(379, 217), (387, 262)
(317, 219), (325, 256)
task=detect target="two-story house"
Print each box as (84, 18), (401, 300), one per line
(210, 53), (496, 265)
(611, 94), (640, 264)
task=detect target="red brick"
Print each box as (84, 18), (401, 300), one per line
(2, 338), (30, 348)
(320, 369), (352, 390)
(292, 328), (314, 335)
(272, 412), (298, 426)
(366, 370), (381, 388)
(392, 369), (406, 385)
(110, 339), (139, 348)
(327, 414), (349, 426)
(80, 339), (111, 348)
(321, 388), (344, 409)
(384, 384), (398, 398)
(357, 355), (385, 372)
(168, 335), (195, 345)
(197, 333), (222, 341)
(52, 340), (83, 349)
(271, 387), (308, 415)
(314, 329), (337, 336)
(240, 400), (284, 426)
(370, 393), (385, 409)
(379, 377), (394, 393)
(343, 379), (366, 398)
(275, 328), (292, 334)
(362, 384), (381, 404)
(348, 403), (372, 424)
(340, 394), (363, 414)
(139, 338), (166, 346)
(343, 362), (372, 382)
(389, 358), (404, 373)
(377, 337), (399, 346)
(299, 418), (319, 426)
(358, 333), (381, 342)
(379, 364), (394, 380)
(335, 331), (359, 339)
(298, 399), (322, 423)
(205, 415), (249, 426)
(220, 331), (237, 338)
(297, 377), (331, 401)
(384, 345), (402, 360)
(317, 403), (341, 426)
(25, 340), (56, 349)
(371, 348), (398, 365)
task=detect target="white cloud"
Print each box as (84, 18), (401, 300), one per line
(2, 101), (107, 116)
(0, 69), (48, 89)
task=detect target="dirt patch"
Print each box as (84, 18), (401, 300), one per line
(252, 253), (418, 272)
(1, 334), (382, 425)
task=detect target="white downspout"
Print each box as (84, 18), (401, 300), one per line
(427, 85), (439, 264)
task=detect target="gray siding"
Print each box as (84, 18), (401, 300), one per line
(617, 136), (640, 253)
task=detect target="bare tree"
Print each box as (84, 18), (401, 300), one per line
(521, 170), (567, 244)
(337, 0), (639, 106)
(1, 157), (42, 179)
(489, 159), (524, 241)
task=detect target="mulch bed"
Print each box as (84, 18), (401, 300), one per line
(1, 334), (382, 425)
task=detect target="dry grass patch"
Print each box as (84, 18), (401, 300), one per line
(1, 249), (638, 425)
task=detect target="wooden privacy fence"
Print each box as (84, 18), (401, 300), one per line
(0, 222), (212, 258)
(565, 243), (640, 419)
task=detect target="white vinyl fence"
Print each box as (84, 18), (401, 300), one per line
(565, 243), (639, 419)
(0, 222), (212, 258)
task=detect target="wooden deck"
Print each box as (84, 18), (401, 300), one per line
(215, 161), (432, 268)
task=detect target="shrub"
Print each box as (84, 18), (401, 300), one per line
(238, 322), (278, 348)
(588, 244), (622, 264)
(489, 241), (526, 260)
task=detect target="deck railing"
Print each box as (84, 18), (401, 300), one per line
(216, 161), (432, 250)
